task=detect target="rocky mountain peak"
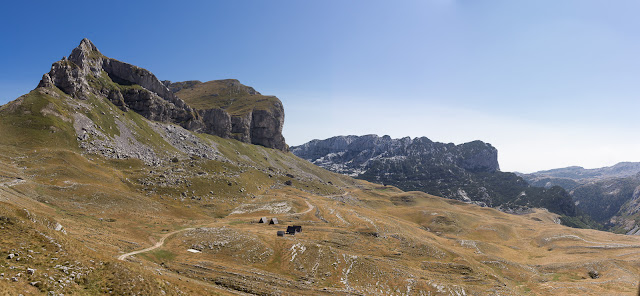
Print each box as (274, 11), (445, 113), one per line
(457, 140), (501, 172)
(35, 39), (288, 151)
(292, 135), (500, 175)
(79, 38), (99, 51)
(68, 38), (103, 75)
(291, 135), (580, 217)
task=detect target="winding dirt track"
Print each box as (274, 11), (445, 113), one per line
(117, 192), (342, 261)
(117, 227), (194, 261)
(293, 199), (315, 215)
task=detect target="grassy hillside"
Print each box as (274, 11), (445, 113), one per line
(1, 84), (640, 295)
(172, 79), (281, 115)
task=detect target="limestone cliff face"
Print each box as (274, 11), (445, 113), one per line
(230, 113), (252, 143)
(291, 135), (499, 176)
(250, 105), (287, 151)
(291, 135), (579, 217)
(166, 79), (288, 151)
(456, 140), (501, 172)
(39, 39), (287, 151)
(199, 108), (232, 139)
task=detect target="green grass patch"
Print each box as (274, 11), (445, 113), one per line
(146, 249), (177, 262)
(0, 89), (77, 149)
(175, 79), (280, 115)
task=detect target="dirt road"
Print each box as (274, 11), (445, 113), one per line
(117, 227), (194, 261)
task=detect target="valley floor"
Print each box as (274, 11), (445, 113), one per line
(3, 166), (640, 295)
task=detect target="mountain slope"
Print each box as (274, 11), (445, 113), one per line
(560, 174), (640, 234)
(570, 175), (640, 223)
(291, 135), (585, 219)
(521, 164), (640, 234)
(520, 162), (640, 191)
(528, 162), (640, 180)
(1, 39), (640, 295)
(165, 79), (287, 151)
(38, 38), (287, 151)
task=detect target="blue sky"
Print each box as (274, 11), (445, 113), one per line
(2, 0), (640, 173)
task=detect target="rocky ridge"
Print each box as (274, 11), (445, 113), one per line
(292, 135), (500, 177)
(571, 175), (640, 230)
(292, 135), (582, 219)
(519, 162), (640, 191)
(165, 79), (287, 151)
(521, 163), (640, 234)
(39, 38), (286, 151)
(1, 39), (639, 295)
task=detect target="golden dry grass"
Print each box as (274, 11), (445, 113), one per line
(174, 79), (281, 115)
(2, 88), (640, 295)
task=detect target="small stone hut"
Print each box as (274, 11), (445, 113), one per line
(286, 225), (302, 235)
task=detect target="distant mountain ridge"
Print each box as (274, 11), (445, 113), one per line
(1, 38), (637, 295)
(533, 162), (640, 179)
(292, 135), (499, 176)
(520, 162), (640, 190)
(570, 174), (640, 226)
(292, 135), (588, 222)
(521, 162), (640, 234)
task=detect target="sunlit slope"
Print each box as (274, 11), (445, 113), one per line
(162, 184), (640, 295)
(171, 79), (281, 116)
(1, 85), (640, 295)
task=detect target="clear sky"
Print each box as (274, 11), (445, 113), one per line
(1, 0), (639, 173)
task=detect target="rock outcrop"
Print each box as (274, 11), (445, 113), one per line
(525, 162), (640, 182)
(38, 38), (287, 151)
(291, 135), (500, 176)
(165, 79), (287, 151)
(199, 108), (232, 139)
(571, 175), (640, 225)
(292, 135), (580, 217)
(250, 106), (286, 151)
(520, 163), (640, 232)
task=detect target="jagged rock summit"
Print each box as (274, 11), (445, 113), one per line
(2, 40), (638, 296)
(292, 135), (580, 218)
(292, 134), (500, 177)
(38, 38), (287, 151)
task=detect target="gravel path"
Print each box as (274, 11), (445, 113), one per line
(117, 227), (195, 261)
(118, 192), (346, 261)
(293, 199), (314, 215)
